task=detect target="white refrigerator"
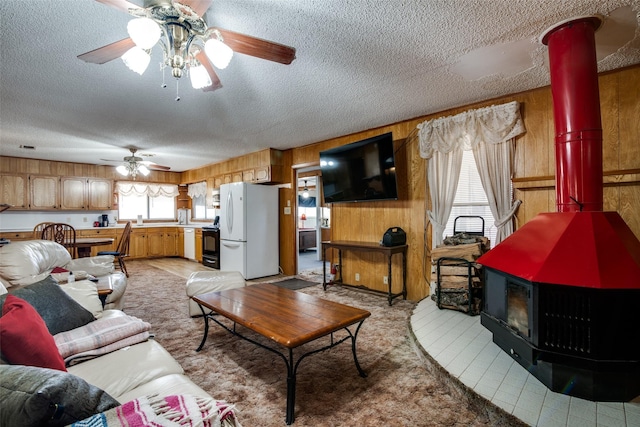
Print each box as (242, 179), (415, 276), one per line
(219, 182), (279, 279)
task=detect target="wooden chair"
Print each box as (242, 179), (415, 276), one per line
(33, 222), (54, 238)
(98, 221), (132, 277)
(41, 223), (77, 258)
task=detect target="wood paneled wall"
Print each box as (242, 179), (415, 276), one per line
(285, 65), (640, 302)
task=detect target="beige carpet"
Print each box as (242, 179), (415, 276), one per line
(123, 260), (522, 426)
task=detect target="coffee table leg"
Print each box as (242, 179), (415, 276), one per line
(351, 320), (368, 378)
(196, 304), (210, 352)
(286, 348), (296, 425)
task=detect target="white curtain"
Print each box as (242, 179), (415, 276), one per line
(116, 182), (179, 198)
(187, 181), (207, 199)
(418, 101), (525, 247)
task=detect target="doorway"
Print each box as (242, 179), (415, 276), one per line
(296, 168), (329, 274)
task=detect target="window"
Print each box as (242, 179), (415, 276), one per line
(116, 182), (178, 221)
(443, 150), (497, 244)
(192, 195), (216, 220)
(119, 193), (176, 220)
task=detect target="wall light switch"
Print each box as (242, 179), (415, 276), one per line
(284, 206), (291, 215)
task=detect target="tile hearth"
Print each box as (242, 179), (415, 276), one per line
(410, 297), (640, 427)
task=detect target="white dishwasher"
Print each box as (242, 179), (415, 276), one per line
(184, 228), (196, 260)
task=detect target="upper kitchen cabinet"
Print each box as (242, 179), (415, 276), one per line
(30, 175), (59, 210)
(0, 173), (29, 209)
(60, 177), (113, 210)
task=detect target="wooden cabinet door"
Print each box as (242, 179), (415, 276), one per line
(163, 230), (178, 256)
(195, 228), (203, 262)
(147, 230), (164, 257)
(30, 175), (59, 210)
(87, 179), (113, 210)
(243, 169), (255, 182)
(213, 176), (223, 188)
(178, 228), (185, 257)
(129, 229), (147, 259)
(254, 165), (271, 182)
(60, 177), (86, 210)
(0, 174), (28, 209)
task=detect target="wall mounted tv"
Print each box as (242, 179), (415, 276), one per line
(320, 132), (398, 203)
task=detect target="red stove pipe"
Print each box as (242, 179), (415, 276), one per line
(541, 16), (603, 212)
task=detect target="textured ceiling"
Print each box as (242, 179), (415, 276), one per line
(1, 0), (639, 173)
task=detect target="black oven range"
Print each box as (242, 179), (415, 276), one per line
(202, 226), (220, 269)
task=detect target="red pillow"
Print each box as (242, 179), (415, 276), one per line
(0, 294), (67, 371)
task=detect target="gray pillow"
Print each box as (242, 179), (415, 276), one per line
(0, 276), (95, 335)
(0, 364), (119, 427)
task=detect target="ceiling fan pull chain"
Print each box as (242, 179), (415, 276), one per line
(175, 79), (180, 102)
(161, 62), (167, 88)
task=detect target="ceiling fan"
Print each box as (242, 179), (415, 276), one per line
(78, 0), (296, 96)
(101, 148), (171, 179)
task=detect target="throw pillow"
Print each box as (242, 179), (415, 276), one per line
(59, 279), (103, 319)
(0, 295), (66, 371)
(0, 276), (95, 335)
(0, 364), (120, 427)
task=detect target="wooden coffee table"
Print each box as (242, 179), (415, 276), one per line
(192, 283), (371, 425)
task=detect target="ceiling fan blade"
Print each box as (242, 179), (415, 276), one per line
(143, 162), (171, 171)
(195, 51), (222, 92)
(180, 0), (212, 17)
(78, 38), (135, 64)
(95, 0), (142, 14)
(214, 28), (296, 65)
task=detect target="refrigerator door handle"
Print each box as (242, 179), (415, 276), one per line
(226, 190), (233, 235)
(222, 240), (241, 248)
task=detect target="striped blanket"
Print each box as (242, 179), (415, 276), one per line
(71, 394), (241, 427)
(54, 315), (151, 366)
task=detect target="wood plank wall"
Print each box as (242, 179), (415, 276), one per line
(2, 65), (637, 302)
(286, 65), (640, 302)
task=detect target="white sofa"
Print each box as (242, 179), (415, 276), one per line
(0, 240), (240, 426)
(0, 240), (126, 310)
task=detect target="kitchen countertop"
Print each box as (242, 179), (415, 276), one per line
(0, 223), (212, 232)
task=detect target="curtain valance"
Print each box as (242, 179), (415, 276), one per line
(187, 181), (207, 199)
(116, 182), (179, 198)
(418, 101), (525, 159)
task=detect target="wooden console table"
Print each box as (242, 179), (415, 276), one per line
(322, 240), (407, 305)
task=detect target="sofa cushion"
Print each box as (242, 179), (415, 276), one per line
(0, 240), (72, 286)
(65, 255), (115, 277)
(59, 279), (103, 319)
(0, 364), (119, 427)
(68, 339), (184, 400)
(0, 276), (95, 335)
(0, 295), (66, 371)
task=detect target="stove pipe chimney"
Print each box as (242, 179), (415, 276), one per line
(541, 16), (603, 212)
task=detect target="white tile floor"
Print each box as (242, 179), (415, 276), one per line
(410, 297), (640, 427)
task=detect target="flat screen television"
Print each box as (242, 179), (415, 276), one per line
(320, 132), (398, 203)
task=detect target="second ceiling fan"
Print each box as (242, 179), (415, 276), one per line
(78, 0), (296, 96)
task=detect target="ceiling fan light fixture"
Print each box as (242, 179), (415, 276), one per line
(137, 164), (150, 176)
(127, 17), (161, 50)
(190, 63), (212, 89)
(122, 46), (151, 75)
(116, 165), (130, 176)
(204, 38), (233, 69)
(302, 180), (310, 199)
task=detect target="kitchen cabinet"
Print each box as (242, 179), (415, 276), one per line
(60, 177), (113, 210)
(60, 177), (86, 210)
(177, 228), (185, 257)
(30, 175), (59, 210)
(195, 228), (203, 262)
(87, 179), (113, 210)
(163, 229), (178, 256)
(0, 231), (34, 242)
(299, 229), (317, 251)
(146, 229), (164, 257)
(128, 229), (147, 259)
(0, 174), (28, 209)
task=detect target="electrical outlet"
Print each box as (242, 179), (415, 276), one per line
(83, 217), (87, 222)
(66, 217), (71, 223)
(355, 273), (360, 282)
(284, 207), (291, 215)
(383, 276), (388, 284)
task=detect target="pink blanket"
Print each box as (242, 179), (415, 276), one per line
(54, 315), (151, 365)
